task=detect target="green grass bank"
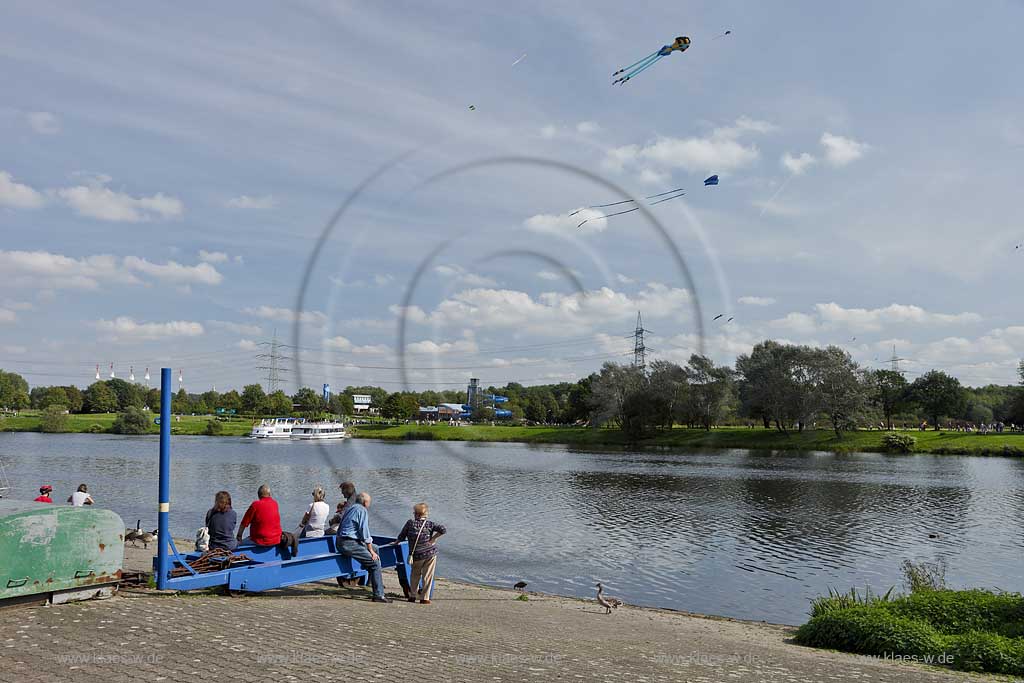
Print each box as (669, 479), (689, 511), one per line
(3, 412), (1023, 455)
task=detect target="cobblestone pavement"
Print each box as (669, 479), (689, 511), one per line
(0, 544), (988, 683)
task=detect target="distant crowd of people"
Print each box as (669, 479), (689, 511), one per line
(203, 481), (446, 604)
(32, 483), (95, 506)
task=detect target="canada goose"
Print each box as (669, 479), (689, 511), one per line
(138, 529), (157, 549)
(513, 581), (528, 592)
(125, 519), (142, 546)
(595, 582), (622, 614)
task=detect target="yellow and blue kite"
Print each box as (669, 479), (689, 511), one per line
(612, 36), (691, 85)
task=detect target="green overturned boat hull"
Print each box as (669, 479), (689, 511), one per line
(0, 500), (124, 602)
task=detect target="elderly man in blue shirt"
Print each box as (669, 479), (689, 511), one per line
(336, 492), (390, 603)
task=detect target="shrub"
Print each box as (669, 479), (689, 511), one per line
(887, 589), (1024, 635)
(901, 558), (946, 593)
(112, 407), (152, 435)
(882, 433), (916, 453)
(944, 631), (1024, 676)
(403, 430), (435, 441)
(795, 606), (943, 657)
(85, 423), (105, 433)
(810, 585), (895, 618)
(39, 405), (69, 433)
(204, 419), (223, 436)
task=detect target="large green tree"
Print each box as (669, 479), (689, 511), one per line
(84, 381), (119, 413)
(265, 390), (292, 416)
(909, 370), (966, 430)
(240, 384), (267, 414)
(870, 370), (910, 430)
(0, 370), (30, 409)
(813, 347), (867, 436)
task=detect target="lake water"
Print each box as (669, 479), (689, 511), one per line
(3, 432), (1023, 624)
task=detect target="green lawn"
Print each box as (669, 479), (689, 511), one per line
(350, 423), (1024, 455)
(2, 413), (1021, 455)
(0, 411), (253, 437)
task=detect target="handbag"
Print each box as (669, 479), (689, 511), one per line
(407, 519), (427, 564)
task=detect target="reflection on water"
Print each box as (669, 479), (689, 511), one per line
(2, 432), (1022, 624)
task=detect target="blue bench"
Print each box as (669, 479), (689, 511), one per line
(157, 534), (411, 594)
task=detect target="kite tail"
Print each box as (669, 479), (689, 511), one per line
(612, 50), (661, 77)
(613, 54), (662, 84)
(615, 55), (663, 84)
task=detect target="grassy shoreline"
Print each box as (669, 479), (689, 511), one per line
(3, 413), (1022, 455)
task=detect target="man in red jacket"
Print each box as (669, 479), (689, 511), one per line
(236, 484), (298, 556)
(34, 484), (53, 503)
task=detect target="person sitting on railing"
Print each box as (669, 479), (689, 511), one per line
(336, 492), (390, 603)
(326, 481), (357, 534)
(205, 490), (237, 551)
(294, 485), (330, 538)
(236, 484), (298, 556)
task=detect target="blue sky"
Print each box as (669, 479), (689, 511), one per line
(1, 1), (1022, 392)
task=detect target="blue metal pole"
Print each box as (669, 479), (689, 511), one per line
(156, 367), (171, 589)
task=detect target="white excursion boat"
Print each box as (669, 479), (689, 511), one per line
(250, 417), (304, 439)
(290, 420), (349, 441)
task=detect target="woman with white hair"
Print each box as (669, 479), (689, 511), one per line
(295, 485), (330, 538)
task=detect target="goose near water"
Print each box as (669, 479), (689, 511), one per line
(513, 581), (528, 592)
(124, 519), (142, 546)
(595, 582), (622, 614)
(138, 529), (157, 549)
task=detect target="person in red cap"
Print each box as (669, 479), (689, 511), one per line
(34, 485), (53, 503)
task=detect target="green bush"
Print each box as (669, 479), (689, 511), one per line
(887, 589), (1024, 635)
(901, 558), (946, 593)
(798, 588), (1024, 675)
(112, 407), (152, 435)
(810, 586), (895, 617)
(85, 423), (105, 433)
(944, 631), (1024, 676)
(204, 419), (223, 436)
(39, 405), (70, 433)
(882, 433), (916, 453)
(795, 606), (943, 657)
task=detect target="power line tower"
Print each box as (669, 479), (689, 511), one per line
(632, 311), (649, 373)
(256, 329), (291, 393)
(888, 344), (907, 375)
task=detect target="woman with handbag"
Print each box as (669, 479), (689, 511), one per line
(397, 502), (447, 604)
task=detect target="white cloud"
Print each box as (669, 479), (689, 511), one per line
(207, 320), (262, 336)
(56, 176), (183, 222)
(237, 339), (258, 351)
(406, 282), (692, 337)
(604, 117), (774, 175)
(781, 152), (816, 175)
(769, 312), (819, 335)
(0, 249), (222, 291)
(751, 198), (809, 218)
(0, 171), (46, 209)
(576, 121), (600, 135)
(322, 336), (390, 354)
(813, 302), (981, 331)
(539, 124), (558, 139)
(1, 345), (27, 354)
(0, 249), (139, 290)
(329, 273), (394, 288)
(616, 273), (636, 285)
(434, 264), (497, 287)
(738, 296), (776, 306)
(244, 305), (327, 326)
(0, 308), (16, 323)
(820, 132), (869, 167)
(405, 334), (478, 355)
(2, 300), (33, 311)
(123, 256), (223, 285)
(27, 111), (61, 135)
(225, 194), (277, 210)
(536, 270), (560, 281)
(198, 250), (229, 263)
(524, 209), (608, 236)
(94, 317), (204, 341)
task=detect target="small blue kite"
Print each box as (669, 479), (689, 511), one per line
(704, 175), (719, 186)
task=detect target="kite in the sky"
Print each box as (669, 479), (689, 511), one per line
(713, 314), (724, 321)
(468, 105), (476, 111)
(704, 175), (719, 186)
(612, 36), (691, 85)
(512, 53), (527, 66)
(572, 187), (687, 228)
(713, 30), (732, 40)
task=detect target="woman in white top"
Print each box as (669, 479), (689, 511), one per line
(68, 483), (94, 506)
(295, 485), (330, 538)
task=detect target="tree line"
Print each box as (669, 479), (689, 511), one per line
(2, 342), (1023, 435)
